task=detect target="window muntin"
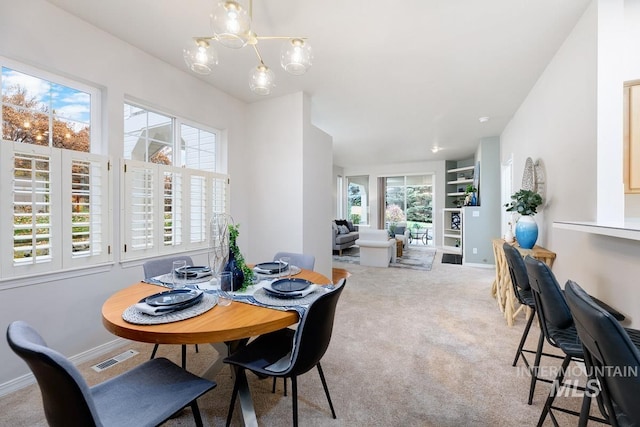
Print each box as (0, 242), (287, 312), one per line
(123, 104), (173, 164)
(2, 66), (92, 152)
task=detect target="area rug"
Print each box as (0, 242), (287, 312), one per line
(441, 253), (462, 265)
(333, 245), (436, 271)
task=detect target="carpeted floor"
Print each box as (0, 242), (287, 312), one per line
(333, 245), (437, 271)
(1, 259), (592, 426)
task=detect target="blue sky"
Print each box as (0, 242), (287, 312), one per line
(2, 67), (90, 126)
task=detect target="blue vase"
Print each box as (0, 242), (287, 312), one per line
(515, 216), (538, 249)
(224, 248), (244, 291)
(470, 193), (477, 206)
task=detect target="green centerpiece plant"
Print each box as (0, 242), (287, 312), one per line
(228, 223), (254, 291)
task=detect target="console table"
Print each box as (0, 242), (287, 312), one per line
(491, 238), (556, 326)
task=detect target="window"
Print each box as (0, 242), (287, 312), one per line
(384, 175), (433, 244)
(2, 66), (93, 151)
(346, 176), (369, 225)
(123, 104), (217, 171)
(0, 62), (109, 280)
(121, 103), (227, 260)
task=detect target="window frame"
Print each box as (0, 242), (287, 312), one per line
(0, 59), (110, 283)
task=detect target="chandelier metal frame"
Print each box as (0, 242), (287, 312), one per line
(183, 0), (313, 96)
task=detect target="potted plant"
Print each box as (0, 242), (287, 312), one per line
(226, 224), (254, 291)
(504, 189), (543, 249)
(465, 184), (478, 206)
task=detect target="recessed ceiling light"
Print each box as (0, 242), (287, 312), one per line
(479, 116), (490, 123)
(431, 146), (440, 153)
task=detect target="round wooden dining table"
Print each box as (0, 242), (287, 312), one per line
(101, 268), (331, 427)
(101, 268), (331, 345)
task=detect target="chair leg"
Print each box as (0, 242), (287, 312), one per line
(271, 378), (287, 396)
(150, 343), (159, 360)
(317, 362), (337, 419)
(528, 330), (545, 405)
(226, 374), (240, 427)
(513, 309), (535, 367)
(291, 376), (298, 427)
(195, 344), (199, 353)
(181, 345), (187, 370)
(536, 354), (572, 427)
(191, 400), (204, 427)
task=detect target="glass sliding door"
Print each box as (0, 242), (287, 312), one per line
(384, 175), (433, 245)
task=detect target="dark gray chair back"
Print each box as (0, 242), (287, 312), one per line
(273, 252), (315, 271)
(7, 321), (102, 426)
(565, 281), (640, 426)
(143, 255), (194, 279)
(503, 243), (531, 304)
(287, 278), (345, 376)
(525, 255), (573, 331)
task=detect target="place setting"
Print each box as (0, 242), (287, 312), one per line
(123, 260), (218, 325)
(250, 257), (326, 307)
(252, 259), (301, 279)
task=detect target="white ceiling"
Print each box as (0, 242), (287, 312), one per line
(45, 0), (591, 167)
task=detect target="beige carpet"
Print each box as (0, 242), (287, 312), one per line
(1, 253), (595, 426)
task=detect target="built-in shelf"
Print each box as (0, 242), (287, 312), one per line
(553, 221), (640, 241)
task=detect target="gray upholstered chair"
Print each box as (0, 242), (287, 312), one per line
(224, 279), (346, 427)
(7, 320), (216, 427)
(143, 255), (197, 368)
(272, 252), (315, 271)
(565, 281), (640, 427)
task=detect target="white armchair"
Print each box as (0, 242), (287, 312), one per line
(392, 222), (411, 248)
(356, 229), (396, 267)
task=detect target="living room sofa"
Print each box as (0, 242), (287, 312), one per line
(332, 219), (359, 255)
(356, 228), (396, 267)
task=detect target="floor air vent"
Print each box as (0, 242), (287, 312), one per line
(92, 349), (139, 372)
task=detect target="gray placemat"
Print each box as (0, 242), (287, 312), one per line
(252, 286), (326, 307)
(122, 293), (218, 325)
(253, 265), (301, 279)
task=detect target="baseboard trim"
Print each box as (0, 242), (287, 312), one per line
(463, 262), (495, 269)
(0, 337), (130, 397)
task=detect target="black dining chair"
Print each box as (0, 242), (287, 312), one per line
(502, 244), (564, 404)
(565, 281), (640, 427)
(273, 251), (316, 271)
(143, 255), (198, 368)
(6, 320), (216, 427)
(224, 278), (346, 427)
(524, 256), (609, 426)
(270, 251), (316, 394)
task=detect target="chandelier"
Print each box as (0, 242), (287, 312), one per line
(183, 0), (313, 96)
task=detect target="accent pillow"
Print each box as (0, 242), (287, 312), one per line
(332, 222), (339, 235)
(335, 219), (348, 228)
(346, 221), (356, 232)
(338, 225), (350, 234)
(395, 226), (405, 235)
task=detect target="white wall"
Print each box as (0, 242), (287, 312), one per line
(303, 96), (334, 277)
(502, 0), (640, 328)
(245, 93), (333, 278)
(0, 0), (251, 387)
